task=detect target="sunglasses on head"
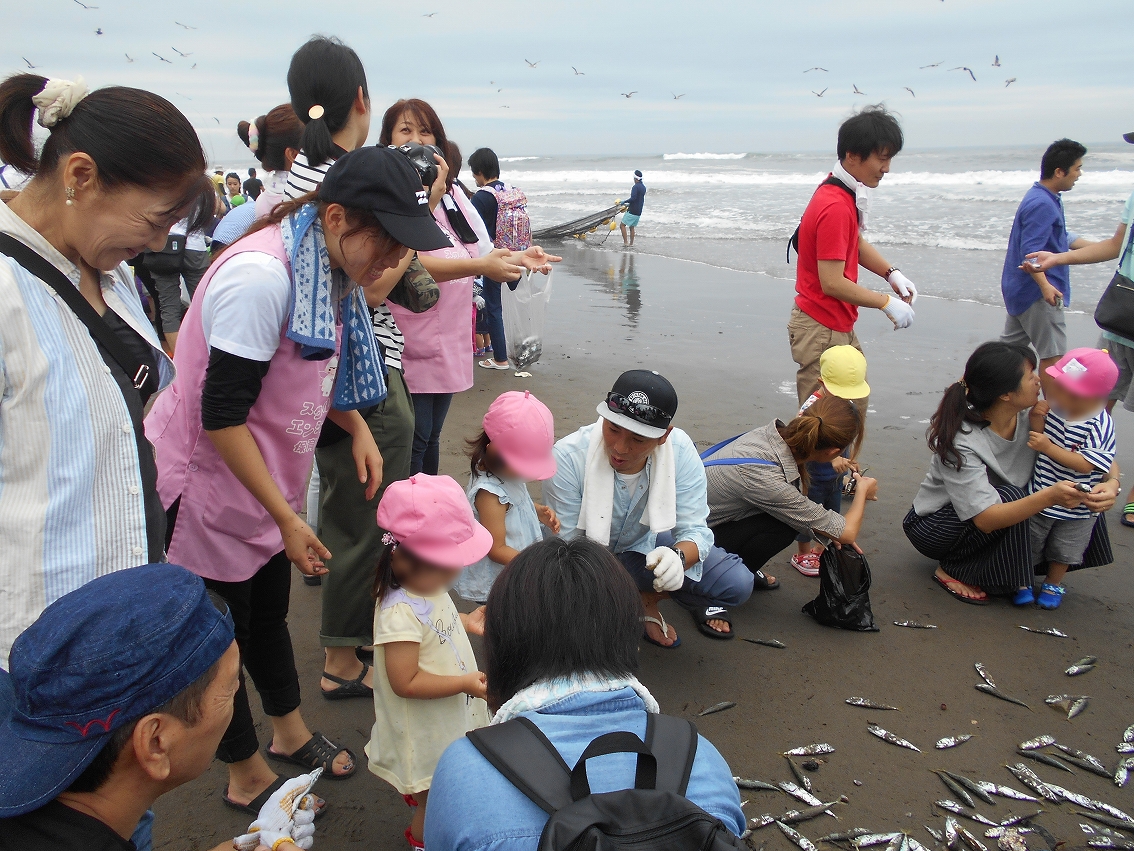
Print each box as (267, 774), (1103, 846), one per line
(606, 392), (671, 425)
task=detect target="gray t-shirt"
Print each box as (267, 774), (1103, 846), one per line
(911, 411), (1037, 521)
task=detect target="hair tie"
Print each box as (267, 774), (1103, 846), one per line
(308, 104), (325, 121)
(814, 415), (824, 429)
(32, 76), (89, 128)
(246, 119), (259, 153)
(381, 531), (398, 547)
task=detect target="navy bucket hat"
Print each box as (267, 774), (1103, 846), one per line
(0, 564), (235, 817)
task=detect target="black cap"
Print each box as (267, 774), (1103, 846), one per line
(597, 369), (678, 439)
(319, 147), (451, 252)
(1124, 132), (1134, 144)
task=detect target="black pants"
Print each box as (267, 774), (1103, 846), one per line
(711, 513), (799, 575)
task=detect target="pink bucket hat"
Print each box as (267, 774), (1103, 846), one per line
(376, 474), (493, 568)
(1045, 347), (1119, 399)
(483, 390), (557, 481)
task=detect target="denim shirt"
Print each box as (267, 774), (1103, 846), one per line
(541, 423), (713, 580)
(424, 688), (745, 850)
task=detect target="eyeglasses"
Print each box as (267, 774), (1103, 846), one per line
(606, 392), (672, 425)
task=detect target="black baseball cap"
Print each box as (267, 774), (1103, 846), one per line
(1124, 131), (1134, 144)
(319, 147), (451, 252)
(597, 369), (678, 439)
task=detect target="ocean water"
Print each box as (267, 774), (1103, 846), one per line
(502, 147), (1134, 311)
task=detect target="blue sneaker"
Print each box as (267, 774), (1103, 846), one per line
(1037, 583), (1065, 610)
(1012, 587), (1036, 606)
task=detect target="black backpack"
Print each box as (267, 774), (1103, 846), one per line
(786, 175), (858, 262)
(466, 713), (745, 851)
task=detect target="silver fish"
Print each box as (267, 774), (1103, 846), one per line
(846, 697), (900, 710)
(1118, 744), (1134, 755)
(1019, 626), (1068, 637)
(924, 826), (945, 843)
(975, 663), (996, 688)
(1057, 753), (1112, 778)
(1115, 757), (1134, 788)
(1053, 789), (1134, 826)
(894, 620), (938, 629)
(868, 723), (921, 753)
(1005, 764), (1059, 803)
(1066, 656), (1099, 676)
(999, 811), (1045, 826)
(1070, 696), (1090, 719)
(1075, 810), (1134, 833)
(786, 744), (836, 757)
(781, 802), (844, 824)
(820, 829), (873, 843)
(786, 755), (813, 792)
(908, 839), (932, 851)
(1016, 750), (1075, 772)
(778, 782), (836, 818)
(975, 683), (1030, 710)
(973, 781), (1037, 802)
(935, 771), (976, 808)
(1020, 735), (1056, 750)
(983, 828), (1033, 838)
(1053, 744), (1108, 773)
(853, 834), (903, 849)
(742, 638), (787, 649)
(750, 814), (776, 830)
(935, 801), (999, 826)
(885, 835), (906, 851)
(945, 819), (960, 850)
(776, 820), (819, 851)
(735, 777), (782, 791)
(956, 825), (989, 851)
(1123, 725), (1134, 744)
(1044, 782), (1093, 807)
(944, 771), (997, 806)
(937, 735), (974, 750)
(699, 701), (737, 716)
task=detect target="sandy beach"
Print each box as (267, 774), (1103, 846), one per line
(154, 244), (1134, 850)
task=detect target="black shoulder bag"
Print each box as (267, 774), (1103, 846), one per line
(1094, 227), (1134, 341)
(0, 232), (151, 390)
(786, 176), (858, 263)
(142, 231), (188, 276)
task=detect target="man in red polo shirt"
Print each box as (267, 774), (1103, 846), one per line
(789, 105), (917, 405)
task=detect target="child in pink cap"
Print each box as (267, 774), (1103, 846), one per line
(1026, 347), (1119, 609)
(366, 474), (494, 849)
(456, 391), (561, 604)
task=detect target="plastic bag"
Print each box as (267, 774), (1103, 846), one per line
(501, 269), (553, 370)
(802, 545), (879, 631)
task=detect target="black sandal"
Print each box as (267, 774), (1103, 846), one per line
(691, 606), (735, 640)
(266, 732), (357, 780)
(222, 777), (328, 819)
(321, 664), (372, 700)
(752, 568), (780, 590)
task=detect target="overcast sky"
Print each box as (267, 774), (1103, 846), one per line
(6, 0), (1132, 165)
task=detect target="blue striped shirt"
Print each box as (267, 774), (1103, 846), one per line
(1031, 408), (1116, 521)
(0, 201), (173, 663)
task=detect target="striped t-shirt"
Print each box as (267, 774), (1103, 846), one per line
(284, 147), (343, 200)
(1032, 408), (1116, 520)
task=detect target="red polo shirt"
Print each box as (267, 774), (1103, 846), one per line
(794, 179), (860, 333)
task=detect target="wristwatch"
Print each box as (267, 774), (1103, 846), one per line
(885, 266), (899, 280)
(670, 545), (687, 567)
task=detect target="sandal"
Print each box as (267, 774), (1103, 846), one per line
(692, 606), (735, 640)
(321, 664), (372, 701)
(222, 777), (328, 819)
(1037, 583), (1066, 610)
(1122, 503), (1134, 528)
(642, 613), (681, 649)
(405, 827), (425, 849)
(1012, 587), (1036, 606)
(266, 732), (357, 780)
(790, 552), (821, 577)
(478, 358), (510, 370)
(933, 573), (989, 605)
(752, 568), (780, 590)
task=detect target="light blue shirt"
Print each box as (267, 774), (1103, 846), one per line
(456, 470), (544, 603)
(541, 422), (713, 581)
(424, 687), (745, 850)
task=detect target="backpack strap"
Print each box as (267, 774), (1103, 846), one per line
(466, 717), (575, 814)
(787, 175), (859, 262)
(569, 731), (658, 801)
(700, 434), (778, 468)
(645, 714), (699, 796)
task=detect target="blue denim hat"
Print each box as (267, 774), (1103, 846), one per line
(0, 564), (235, 817)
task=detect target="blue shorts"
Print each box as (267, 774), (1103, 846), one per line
(622, 213), (641, 228)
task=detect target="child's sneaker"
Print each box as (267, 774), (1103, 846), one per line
(1012, 587), (1035, 606)
(790, 552), (821, 577)
(1037, 583), (1065, 610)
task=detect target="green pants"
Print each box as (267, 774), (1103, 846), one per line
(316, 367), (415, 646)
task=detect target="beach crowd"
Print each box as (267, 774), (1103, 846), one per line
(0, 31), (1130, 851)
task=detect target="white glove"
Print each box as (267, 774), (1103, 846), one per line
(887, 269), (918, 304)
(473, 295), (486, 310)
(646, 546), (686, 592)
(233, 770), (322, 851)
(881, 295), (915, 329)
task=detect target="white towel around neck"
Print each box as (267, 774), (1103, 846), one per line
(832, 160), (871, 232)
(577, 418), (676, 546)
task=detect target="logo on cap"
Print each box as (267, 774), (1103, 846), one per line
(64, 709), (120, 738)
(1062, 358), (1088, 376)
(627, 390), (650, 406)
(416, 190), (429, 206)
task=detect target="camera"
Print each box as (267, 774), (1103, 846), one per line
(395, 142), (444, 189)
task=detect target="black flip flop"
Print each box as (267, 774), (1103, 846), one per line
(265, 731), (357, 780)
(222, 777), (328, 819)
(933, 573), (989, 606)
(692, 606), (735, 640)
(752, 568), (780, 590)
(321, 664), (372, 700)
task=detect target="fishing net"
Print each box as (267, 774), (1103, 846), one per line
(531, 203), (627, 241)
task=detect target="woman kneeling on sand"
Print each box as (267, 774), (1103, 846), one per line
(904, 341), (1119, 605)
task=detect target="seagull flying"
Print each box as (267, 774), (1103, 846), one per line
(191, 63), (197, 69)
(174, 21), (197, 29)
(73, 0), (98, 8)
(572, 67), (585, 76)
(992, 55), (1001, 67)
(124, 53), (134, 62)
(1005, 77), (1017, 87)
(524, 59), (540, 68)
(423, 11), (437, 16)
(213, 117), (220, 124)
(904, 87), (916, 97)
(500, 105), (511, 109)
(672, 92), (685, 99)
(853, 84), (865, 95)
(919, 61), (943, 69)
(172, 47), (192, 57)
(812, 88), (828, 97)
(95, 27), (103, 35)
(22, 57), (37, 69)
(620, 91), (637, 99)
(950, 66), (977, 81)
(803, 67), (828, 73)
(153, 52), (173, 64)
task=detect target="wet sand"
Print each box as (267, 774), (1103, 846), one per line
(155, 244), (1134, 849)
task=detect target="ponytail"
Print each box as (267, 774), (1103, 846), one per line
(286, 36), (369, 168)
(237, 104), (303, 172)
(0, 73), (45, 173)
(777, 395), (863, 492)
(927, 341), (1036, 470)
(372, 545), (399, 603)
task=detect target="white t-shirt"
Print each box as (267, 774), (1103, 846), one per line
(199, 252), (291, 361)
(170, 217), (208, 252)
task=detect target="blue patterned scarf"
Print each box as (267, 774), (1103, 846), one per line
(280, 204), (386, 411)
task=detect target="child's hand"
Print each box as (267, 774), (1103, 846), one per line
(464, 671), (488, 701)
(831, 457), (858, 476)
(1028, 430), (1054, 454)
(535, 503), (560, 534)
(1031, 399), (1050, 420)
(461, 606), (486, 637)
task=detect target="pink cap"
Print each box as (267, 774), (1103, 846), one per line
(376, 474), (493, 569)
(1045, 347), (1119, 399)
(482, 390), (557, 481)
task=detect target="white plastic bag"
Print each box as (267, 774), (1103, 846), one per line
(502, 269), (553, 370)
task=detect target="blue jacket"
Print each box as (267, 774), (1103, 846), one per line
(625, 181), (646, 216)
(424, 688), (745, 850)
(1001, 183), (1074, 315)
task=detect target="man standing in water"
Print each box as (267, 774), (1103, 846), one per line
(620, 170), (646, 246)
(1000, 138), (1090, 392)
(788, 105), (917, 405)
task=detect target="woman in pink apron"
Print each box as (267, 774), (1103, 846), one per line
(146, 146), (450, 815)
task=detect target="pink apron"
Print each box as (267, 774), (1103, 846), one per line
(145, 225), (340, 582)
